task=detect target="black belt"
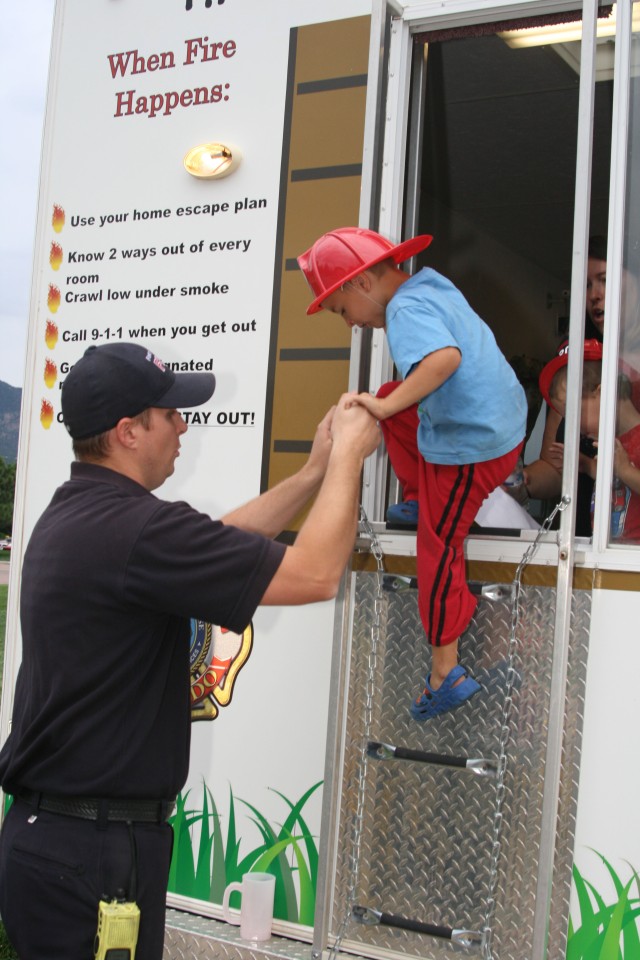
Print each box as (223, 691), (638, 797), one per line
(14, 789), (175, 823)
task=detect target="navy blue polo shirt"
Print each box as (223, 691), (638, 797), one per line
(0, 462), (285, 800)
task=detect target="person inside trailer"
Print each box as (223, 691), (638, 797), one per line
(540, 338), (640, 542)
(524, 236), (640, 534)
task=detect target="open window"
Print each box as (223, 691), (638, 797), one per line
(358, 0), (640, 561)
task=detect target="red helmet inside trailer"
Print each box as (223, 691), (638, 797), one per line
(297, 227), (433, 314)
(538, 338), (604, 411)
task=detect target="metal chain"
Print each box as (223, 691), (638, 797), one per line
(481, 496), (570, 959)
(326, 506), (386, 960)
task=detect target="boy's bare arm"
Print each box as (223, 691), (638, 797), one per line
(350, 347), (461, 420)
(522, 406), (564, 498)
(523, 458), (563, 498)
(614, 439), (640, 494)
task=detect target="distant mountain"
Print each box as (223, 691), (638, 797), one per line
(0, 380), (21, 463)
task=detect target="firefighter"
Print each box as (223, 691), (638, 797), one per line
(0, 341), (380, 960)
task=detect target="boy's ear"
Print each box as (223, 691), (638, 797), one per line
(351, 271), (371, 291)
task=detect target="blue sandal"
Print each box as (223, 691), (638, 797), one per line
(386, 500), (419, 525)
(410, 665), (481, 721)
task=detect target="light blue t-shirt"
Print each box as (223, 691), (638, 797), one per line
(386, 268), (527, 465)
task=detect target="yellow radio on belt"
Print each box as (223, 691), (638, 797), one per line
(94, 899), (140, 960)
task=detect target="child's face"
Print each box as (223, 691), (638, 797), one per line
(322, 274), (387, 330)
(552, 375), (601, 438)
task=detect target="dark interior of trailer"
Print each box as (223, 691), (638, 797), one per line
(414, 18), (614, 358)
(402, 12), (619, 528)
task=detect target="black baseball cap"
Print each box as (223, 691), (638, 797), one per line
(61, 343), (216, 440)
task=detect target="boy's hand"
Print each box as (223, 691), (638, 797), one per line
(547, 441), (565, 472)
(548, 441), (600, 479)
(580, 453), (598, 480)
(614, 438), (632, 479)
(347, 392), (390, 421)
(613, 439), (640, 495)
(331, 393), (382, 458)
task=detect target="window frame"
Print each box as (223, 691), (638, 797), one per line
(356, 0), (640, 573)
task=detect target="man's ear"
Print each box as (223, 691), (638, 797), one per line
(113, 417), (139, 450)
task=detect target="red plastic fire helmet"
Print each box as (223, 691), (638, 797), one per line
(297, 227), (433, 314)
(538, 337), (603, 411)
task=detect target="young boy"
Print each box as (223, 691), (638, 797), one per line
(539, 338), (640, 541)
(298, 227), (527, 719)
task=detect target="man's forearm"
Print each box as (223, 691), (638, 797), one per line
(295, 440), (361, 566)
(259, 441), (363, 605)
(260, 401), (381, 606)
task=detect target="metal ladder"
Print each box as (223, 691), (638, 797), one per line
(314, 500), (570, 960)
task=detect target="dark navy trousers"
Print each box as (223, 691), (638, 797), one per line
(0, 798), (174, 959)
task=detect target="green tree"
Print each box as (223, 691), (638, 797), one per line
(0, 457), (16, 536)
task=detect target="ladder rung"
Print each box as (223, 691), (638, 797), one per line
(382, 575), (417, 593)
(367, 741), (497, 777)
(469, 582), (513, 600)
(352, 905), (483, 947)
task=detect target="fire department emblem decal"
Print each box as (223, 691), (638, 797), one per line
(189, 619), (253, 721)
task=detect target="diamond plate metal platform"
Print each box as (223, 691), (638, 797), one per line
(164, 909), (319, 960)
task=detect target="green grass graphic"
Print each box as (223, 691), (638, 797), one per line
(167, 780), (322, 925)
(568, 851), (640, 959)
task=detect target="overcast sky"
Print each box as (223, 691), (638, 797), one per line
(0, 1), (56, 388)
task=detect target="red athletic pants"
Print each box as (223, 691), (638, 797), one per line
(378, 382), (521, 647)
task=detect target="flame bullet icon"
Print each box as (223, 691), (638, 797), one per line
(44, 358), (57, 388)
(48, 285), (61, 314)
(45, 320), (59, 349)
(40, 399), (54, 430)
(50, 242), (63, 271)
(52, 205), (65, 233)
